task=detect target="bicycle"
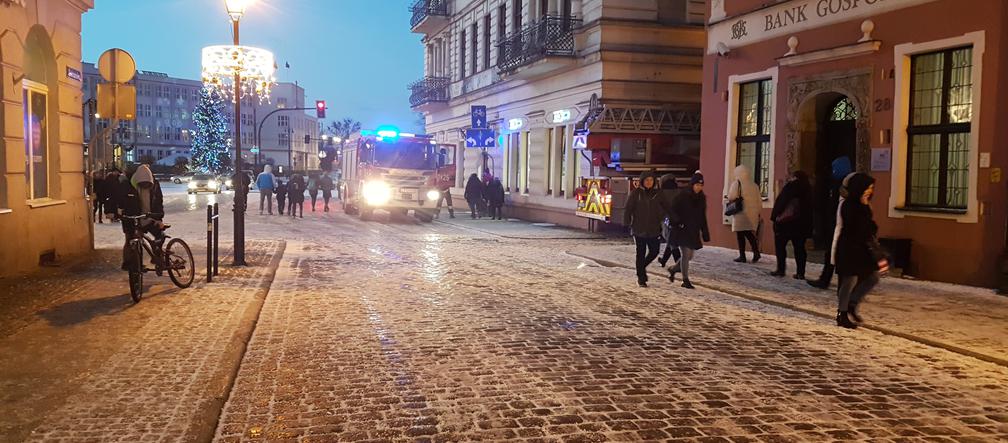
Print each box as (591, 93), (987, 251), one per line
(122, 214), (195, 303)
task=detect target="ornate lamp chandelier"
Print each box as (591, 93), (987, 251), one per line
(201, 45), (276, 103)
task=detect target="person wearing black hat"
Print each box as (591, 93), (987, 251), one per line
(624, 171), (672, 287)
(834, 172), (888, 328)
(666, 172), (710, 289)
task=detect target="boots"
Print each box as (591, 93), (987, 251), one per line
(849, 303), (864, 323)
(681, 280), (695, 289)
(836, 311), (858, 329)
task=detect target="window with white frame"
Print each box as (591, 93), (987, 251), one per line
(906, 46), (973, 210)
(278, 115), (289, 127)
(736, 79), (773, 198)
(23, 80), (49, 200)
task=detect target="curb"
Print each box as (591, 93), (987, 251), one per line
(190, 240), (288, 443)
(566, 251), (1008, 369)
(435, 218), (607, 241)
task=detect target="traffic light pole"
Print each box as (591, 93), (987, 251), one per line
(255, 106), (313, 172)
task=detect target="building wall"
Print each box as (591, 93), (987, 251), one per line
(250, 83), (320, 172)
(701, 0), (1007, 286)
(0, 0), (95, 277)
(414, 0), (705, 227)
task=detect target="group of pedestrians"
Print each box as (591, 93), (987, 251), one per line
(463, 173), (505, 220)
(624, 170), (709, 289)
(626, 161), (888, 330)
(254, 166), (337, 217)
(90, 167), (128, 223)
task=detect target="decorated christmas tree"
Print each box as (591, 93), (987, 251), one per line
(190, 87), (232, 175)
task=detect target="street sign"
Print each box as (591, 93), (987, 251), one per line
(465, 128), (495, 148)
(250, 146), (260, 154)
(97, 83), (136, 120)
(573, 134), (588, 149)
(471, 105), (487, 129)
(97, 48), (136, 83)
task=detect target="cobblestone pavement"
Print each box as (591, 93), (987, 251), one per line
(7, 239), (283, 443)
(214, 212), (1008, 442)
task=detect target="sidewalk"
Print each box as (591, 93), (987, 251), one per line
(0, 240), (284, 442)
(566, 241), (1008, 367)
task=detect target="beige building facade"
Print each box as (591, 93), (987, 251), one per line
(410, 0), (706, 227)
(1, 0), (95, 277)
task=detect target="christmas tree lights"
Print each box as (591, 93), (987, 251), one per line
(190, 88), (232, 175)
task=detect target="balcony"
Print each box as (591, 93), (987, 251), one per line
(410, 0), (449, 34)
(498, 15), (582, 78)
(409, 76), (450, 112)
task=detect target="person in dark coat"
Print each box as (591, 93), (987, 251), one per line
(91, 170), (106, 224)
(464, 173), (485, 219)
(104, 169), (122, 222)
(834, 172), (887, 329)
(318, 172), (335, 212)
(484, 178), (505, 220)
(624, 171), (671, 287)
(666, 172), (710, 289)
(770, 170), (814, 279)
(307, 175), (320, 212)
(113, 164), (166, 270)
(657, 174), (682, 268)
(809, 156), (853, 289)
(275, 180), (288, 216)
(288, 173), (305, 218)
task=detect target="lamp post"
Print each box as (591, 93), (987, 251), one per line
(225, 0), (249, 265)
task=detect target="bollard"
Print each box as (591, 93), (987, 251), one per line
(205, 205), (211, 284)
(213, 203), (220, 276)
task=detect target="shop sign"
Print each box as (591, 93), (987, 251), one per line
(551, 109), (572, 124)
(575, 177), (612, 222)
(708, 0), (938, 54)
(507, 118), (524, 131)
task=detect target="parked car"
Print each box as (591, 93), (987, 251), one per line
(171, 172), (196, 184)
(187, 174), (222, 194)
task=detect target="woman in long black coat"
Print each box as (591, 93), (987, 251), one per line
(770, 171), (814, 279)
(484, 178), (505, 220)
(834, 172), (887, 329)
(464, 173), (484, 219)
(666, 172), (710, 289)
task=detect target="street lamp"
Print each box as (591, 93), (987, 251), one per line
(201, 0), (274, 266)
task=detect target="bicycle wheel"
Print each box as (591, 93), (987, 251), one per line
(165, 238), (195, 289)
(128, 241), (144, 303)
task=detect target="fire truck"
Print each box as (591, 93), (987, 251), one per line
(340, 126), (456, 222)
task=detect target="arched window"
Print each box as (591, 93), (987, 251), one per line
(830, 97), (858, 121)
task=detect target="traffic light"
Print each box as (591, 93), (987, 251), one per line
(305, 134), (311, 145)
(315, 100), (326, 119)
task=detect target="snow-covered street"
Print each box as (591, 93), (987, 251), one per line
(2, 187), (1007, 442)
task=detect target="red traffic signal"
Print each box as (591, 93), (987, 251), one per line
(315, 100), (326, 119)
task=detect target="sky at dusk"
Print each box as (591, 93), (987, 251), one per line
(82, 0), (425, 132)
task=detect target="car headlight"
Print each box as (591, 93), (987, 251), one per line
(208, 180), (219, 188)
(426, 190), (440, 201)
(361, 180), (392, 206)
(188, 181), (197, 188)
(225, 179), (233, 187)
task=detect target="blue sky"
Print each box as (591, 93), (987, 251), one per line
(83, 0), (425, 132)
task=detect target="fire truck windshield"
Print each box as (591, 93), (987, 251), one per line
(370, 139), (436, 170)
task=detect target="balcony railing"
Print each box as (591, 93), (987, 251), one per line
(409, 76), (450, 108)
(410, 0), (449, 29)
(497, 15), (582, 75)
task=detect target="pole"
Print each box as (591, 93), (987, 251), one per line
(213, 202), (220, 276)
(232, 18), (247, 266)
(207, 204), (213, 282)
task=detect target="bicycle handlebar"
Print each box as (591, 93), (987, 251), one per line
(121, 213), (164, 220)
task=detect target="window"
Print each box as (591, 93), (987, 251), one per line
(513, 0), (522, 34)
(736, 79), (773, 198)
(278, 115), (289, 127)
(906, 46), (973, 210)
(459, 28), (467, 79)
(471, 23), (478, 75)
(522, 131), (530, 193)
(278, 97), (287, 108)
(830, 97), (858, 121)
(156, 106), (163, 118)
(483, 15), (491, 71)
(23, 80), (49, 200)
(498, 5), (507, 66)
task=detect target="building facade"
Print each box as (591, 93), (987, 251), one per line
(242, 82), (320, 173)
(701, 0), (1008, 286)
(83, 63), (202, 165)
(0, 0), (95, 277)
(410, 0), (706, 227)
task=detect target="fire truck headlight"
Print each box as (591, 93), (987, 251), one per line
(426, 190), (440, 201)
(362, 180), (392, 205)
